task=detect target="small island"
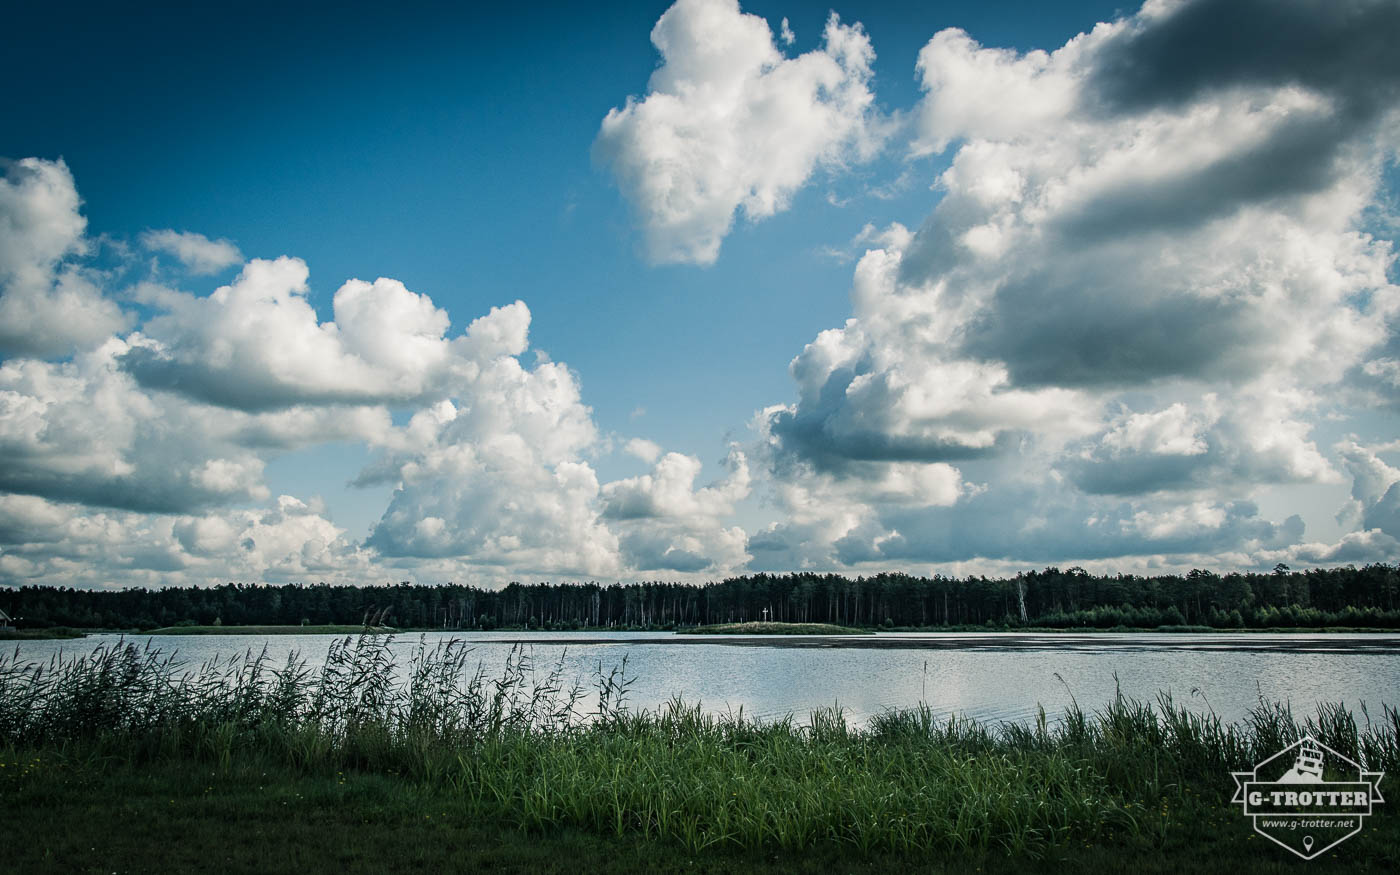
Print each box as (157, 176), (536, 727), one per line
(688, 621), (872, 635)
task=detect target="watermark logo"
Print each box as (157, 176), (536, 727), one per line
(1231, 735), (1384, 859)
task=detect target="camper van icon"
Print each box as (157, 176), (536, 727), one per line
(1278, 739), (1325, 784)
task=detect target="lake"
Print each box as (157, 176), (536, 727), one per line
(10, 630), (1400, 727)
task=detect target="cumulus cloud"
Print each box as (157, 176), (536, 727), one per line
(0, 334), (398, 515)
(757, 0), (1400, 571)
(603, 447), (752, 572)
(140, 229), (243, 274)
(0, 157), (767, 586)
(0, 158), (127, 358)
(0, 156), (765, 586)
(118, 259), (542, 415)
(624, 437), (663, 464)
(748, 453), (1307, 571)
(120, 260), (477, 410)
(595, 0), (883, 264)
(604, 449), (750, 521)
(1335, 438), (1400, 539)
(1086, 0), (1400, 122)
(360, 353), (623, 577)
(1065, 392), (1339, 496)
(8, 0), (1400, 588)
(764, 231), (1095, 473)
(0, 340), (268, 513)
(750, 401), (970, 570)
(0, 492), (375, 588)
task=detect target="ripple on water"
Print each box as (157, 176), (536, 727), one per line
(8, 631), (1398, 727)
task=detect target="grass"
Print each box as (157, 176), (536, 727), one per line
(689, 622), (872, 635)
(0, 635), (1395, 872)
(7, 750), (1394, 874)
(0, 626), (85, 640)
(143, 624), (398, 635)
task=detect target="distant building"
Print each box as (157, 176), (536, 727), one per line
(0, 608), (10, 629)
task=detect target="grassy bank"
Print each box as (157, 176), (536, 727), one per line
(0, 626), (85, 640)
(144, 624), (398, 635)
(1, 636), (1395, 871)
(689, 622), (871, 635)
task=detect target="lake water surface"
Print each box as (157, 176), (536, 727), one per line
(11, 630), (1400, 727)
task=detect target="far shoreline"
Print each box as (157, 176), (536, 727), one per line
(18, 624), (1397, 654)
(110, 623), (1400, 636)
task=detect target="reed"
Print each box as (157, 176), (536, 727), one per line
(2, 635), (1395, 858)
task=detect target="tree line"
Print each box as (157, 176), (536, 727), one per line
(4, 564), (1400, 631)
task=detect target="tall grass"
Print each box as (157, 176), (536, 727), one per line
(1, 635), (1395, 857)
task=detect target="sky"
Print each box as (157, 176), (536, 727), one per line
(1, 0), (1399, 589)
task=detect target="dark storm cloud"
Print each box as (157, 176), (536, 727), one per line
(934, 0), (1400, 392)
(119, 346), (409, 413)
(1364, 482), (1400, 538)
(1051, 110), (1360, 245)
(601, 491), (664, 521)
(1089, 0), (1400, 118)
(1063, 438), (1322, 496)
(766, 361), (1013, 472)
(961, 255), (1273, 388)
(769, 404), (1008, 470)
(743, 523), (821, 573)
(618, 531), (714, 573)
(1065, 451), (1212, 495)
(0, 466), (240, 515)
(766, 0), (1400, 496)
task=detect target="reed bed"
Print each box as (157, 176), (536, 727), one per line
(1, 635), (1395, 858)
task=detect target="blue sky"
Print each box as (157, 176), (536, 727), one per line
(2, 0), (1398, 588)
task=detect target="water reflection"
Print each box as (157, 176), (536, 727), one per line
(11, 631), (1398, 727)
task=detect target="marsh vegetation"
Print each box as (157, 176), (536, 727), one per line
(1, 633), (1396, 872)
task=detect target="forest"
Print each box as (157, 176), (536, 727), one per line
(4, 564), (1400, 631)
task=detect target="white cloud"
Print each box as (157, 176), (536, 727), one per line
(7, 0), (1400, 588)
(0, 492), (376, 588)
(911, 26), (1080, 155)
(1334, 438), (1400, 540)
(604, 449), (750, 521)
(595, 0), (883, 264)
(766, 232), (1096, 473)
(1099, 403), (1210, 457)
(0, 161), (701, 585)
(756, 0), (1400, 571)
(140, 229), (242, 274)
(0, 339), (267, 512)
(0, 333), (396, 516)
(0, 158), (128, 357)
(120, 259), (527, 411)
(624, 437), (663, 464)
(360, 352), (623, 577)
(602, 447), (752, 572)
(1067, 391), (1340, 496)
